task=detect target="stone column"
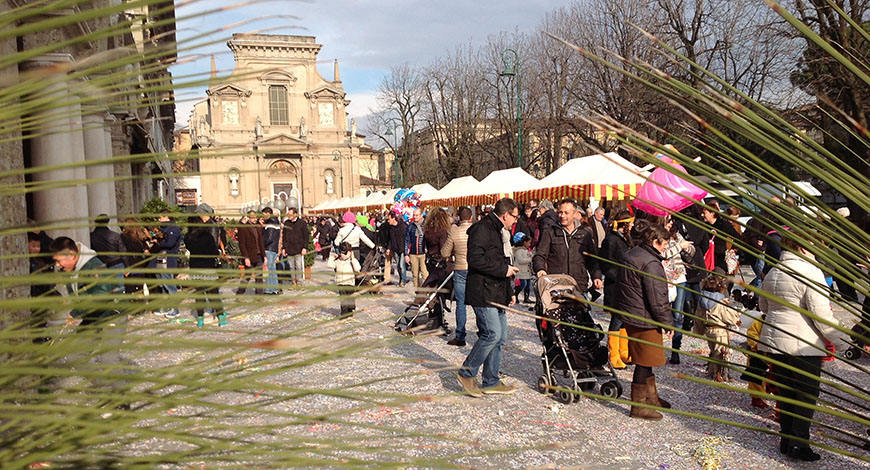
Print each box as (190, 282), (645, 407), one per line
(82, 112), (117, 220)
(0, 3), (28, 324)
(67, 100), (90, 236)
(24, 54), (89, 243)
(109, 116), (134, 219)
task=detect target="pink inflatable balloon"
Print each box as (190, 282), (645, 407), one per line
(632, 154), (708, 216)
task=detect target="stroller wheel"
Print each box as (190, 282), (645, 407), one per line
(844, 346), (861, 361)
(558, 389), (576, 404)
(537, 375), (553, 396)
(599, 380), (622, 399)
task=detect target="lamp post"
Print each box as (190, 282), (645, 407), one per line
(384, 117), (402, 187)
(499, 48), (522, 168)
(332, 149), (344, 198)
(254, 117), (264, 200)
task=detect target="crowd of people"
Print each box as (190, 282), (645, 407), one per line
(28, 193), (870, 461)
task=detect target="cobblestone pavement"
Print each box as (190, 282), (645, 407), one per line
(129, 260), (869, 469)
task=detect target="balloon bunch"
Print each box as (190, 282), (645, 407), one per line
(391, 188), (422, 222)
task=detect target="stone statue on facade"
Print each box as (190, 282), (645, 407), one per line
(299, 116), (306, 138)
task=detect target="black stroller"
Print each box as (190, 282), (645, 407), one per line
(394, 261), (453, 335)
(357, 247), (386, 288)
(534, 274), (622, 403)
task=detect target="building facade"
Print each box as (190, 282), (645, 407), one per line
(0, 0), (176, 320)
(189, 34), (376, 214)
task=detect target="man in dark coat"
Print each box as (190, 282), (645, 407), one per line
(89, 214), (126, 272)
(386, 212), (408, 286)
(456, 198), (520, 397)
(152, 210), (182, 316)
(262, 207), (282, 293)
(236, 211), (266, 295)
(282, 207), (310, 286)
(533, 199), (603, 292)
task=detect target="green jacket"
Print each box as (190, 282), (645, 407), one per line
(67, 245), (122, 320)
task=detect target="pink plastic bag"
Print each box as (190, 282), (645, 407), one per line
(632, 154), (707, 216)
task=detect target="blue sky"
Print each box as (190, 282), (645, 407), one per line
(171, 0), (567, 127)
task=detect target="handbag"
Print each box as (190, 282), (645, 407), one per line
(704, 235), (716, 272)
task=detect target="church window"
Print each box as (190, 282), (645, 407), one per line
(269, 85), (288, 126)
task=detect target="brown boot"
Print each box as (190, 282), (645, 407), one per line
(646, 375), (671, 409)
(629, 383), (663, 420)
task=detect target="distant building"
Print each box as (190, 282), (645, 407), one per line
(188, 33), (378, 213)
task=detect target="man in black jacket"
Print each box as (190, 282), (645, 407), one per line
(533, 199), (603, 292)
(89, 214), (126, 272)
(262, 207), (282, 293)
(281, 207), (309, 286)
(385, 212), (408, 286)
(456, 198), (520, 397)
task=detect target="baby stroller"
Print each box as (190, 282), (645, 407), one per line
(534, 274), (622, 403)
(844, 316), (870, 360)
(357, 247), (386, 288)
(394, 261), (453, 335)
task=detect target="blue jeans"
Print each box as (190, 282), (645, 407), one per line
(453, 270), (468, 341)
(108, 262), (126, 294)
(459, 306), (507, 388)
(393, 252), (408, 284)
(265, 251), (279, 293)
(672, 282), (688, 350)
(750, 256), (765, 288)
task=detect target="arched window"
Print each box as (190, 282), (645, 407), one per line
(324, 169), (336, 195)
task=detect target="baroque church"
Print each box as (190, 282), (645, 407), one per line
(188, 33), (386, 213)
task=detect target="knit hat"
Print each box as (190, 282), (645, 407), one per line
(539, 200), (555, 211)
(342, 211), (357, 224)
(356, 214), (373, 231)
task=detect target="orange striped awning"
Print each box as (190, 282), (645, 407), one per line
(586, 183), (642, 200)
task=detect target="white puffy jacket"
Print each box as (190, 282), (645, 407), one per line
(758, 251), (843, 356)
(335, 223), (375, 250)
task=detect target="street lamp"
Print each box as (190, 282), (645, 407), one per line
(384, 117), (402, 187)
(332, 149), (344, 198)
(499, 48), (522, 168)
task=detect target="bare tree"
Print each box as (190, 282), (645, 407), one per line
(366, 64), (425, 186)
(421, 43), (496, 182)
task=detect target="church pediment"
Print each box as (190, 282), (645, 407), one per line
(259, 69), (297, 84)
(304, 85), (345, 100)
(206, 83), (252, 98)
(259, 132), (307, 146)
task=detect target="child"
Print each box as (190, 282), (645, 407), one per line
(741, 313), (771, 408)
(512, 232), (533, 304)
(327, 242), (361, 318)
(696, 275), (741, 382)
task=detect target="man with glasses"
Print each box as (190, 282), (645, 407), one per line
(533, 198), (603, 293)
(456, 198), (520, 397)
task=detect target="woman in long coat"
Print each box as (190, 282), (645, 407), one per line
(614, 219), (674, 420)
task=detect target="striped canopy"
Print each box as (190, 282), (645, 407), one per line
(515, 152), (648, 203)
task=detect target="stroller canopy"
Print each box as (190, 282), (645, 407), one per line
(537, 274), (582, 312)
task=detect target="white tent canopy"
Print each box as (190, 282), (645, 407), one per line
(538, 152), (648, 187)
(472, 167), (540, 195)
(410, 183), (438, 199)
(373, 188), (401, 206)
(423, 176), (482, 201)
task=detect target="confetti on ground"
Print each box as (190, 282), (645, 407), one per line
(693, 436), (730, 470)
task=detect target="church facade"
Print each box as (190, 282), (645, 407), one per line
(189, 33), (380, 213)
